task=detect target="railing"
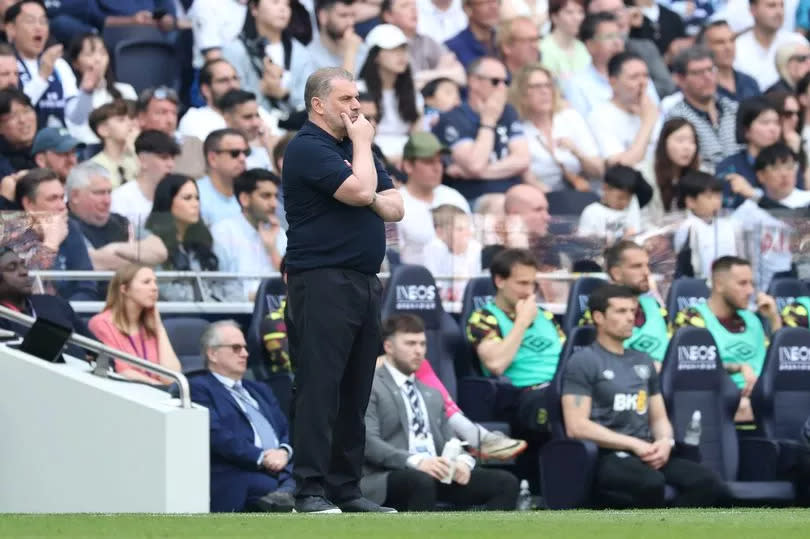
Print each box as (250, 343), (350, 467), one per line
(0, 304), (192, 409)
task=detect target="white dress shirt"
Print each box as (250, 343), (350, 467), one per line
(734, 29), (808, 90)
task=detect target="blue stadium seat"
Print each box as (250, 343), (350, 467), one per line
(560, 276), (606, 335)
(246, 277), (286, 378)
(163, 317), (210, 373)
(666, 278), (710, 323)
(545, 191), (599, 235)
(381, 265), (462, 400)
(661, 327), (796, 505)
(767, 278), (810, 312)
(114, 40), (180, 94)
(540, 325), (598, 509)
(751, 327), (810, 479)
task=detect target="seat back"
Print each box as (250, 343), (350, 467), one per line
(546, 190), (599, 235)
(457, 275), (495, 378)
(751, 327), (810, 441)
(660, 327), (741, 481)
(381, 265), (460, 398)
(548, 325), (597, 440)
(247, 277), (286, 371)
(561, 277), (606, 335)
(115, 40), (180, 94)
(163, 317), (211, 373)
(767, 278), (810, 312)
(666, 278), (710, 323)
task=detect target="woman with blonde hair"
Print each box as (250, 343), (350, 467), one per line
(510, 63), (603, 192)
(767, 42), (810, 94)
(89, 264), (181, 385)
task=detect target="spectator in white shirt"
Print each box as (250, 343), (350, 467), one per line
(178, 59), (242, 141)
(111, 130), (180, 233)
(423, 204), (481, 301)
(197, 128), (250, 226)
(417, 0), (468, 43)
(497, 15), (540, 76)
(382, 0), (467, 89)
(588, 51), (660, 167)
(397, 132), (470, 265)
(510, 63), (603, 192)
(211, 169), (287, 301)
(221, 89), (276, 171)
(189, 0), (249, 69)
(674, 171), (742, 279)
(5, 0), (93, 129)
(578, 165), (646, 241)
(734, 0), (809, 90)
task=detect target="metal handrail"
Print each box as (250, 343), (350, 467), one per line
(0, 305), (192, 409)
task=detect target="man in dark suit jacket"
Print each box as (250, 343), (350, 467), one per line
(362, 314), (519, 511)
(190, 321), (295, 513)
(0, 247), (91, 341)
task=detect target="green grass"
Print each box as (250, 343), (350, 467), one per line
(1, 509), (809, 538)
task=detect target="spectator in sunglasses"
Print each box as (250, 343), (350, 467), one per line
(432, 56), (529, 204)
(88, 263), (182, 386)
(137, 86), (206, 179)
(768, 42), (810, 93)
(197, 128), (250, 225)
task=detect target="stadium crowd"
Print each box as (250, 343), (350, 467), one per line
(2, 0), (810, 513)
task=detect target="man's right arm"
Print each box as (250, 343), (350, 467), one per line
(333, 113), (378, 206)
(474, 300), (536, 376)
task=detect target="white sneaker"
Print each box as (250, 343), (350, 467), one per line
(478, 431), (528, 460)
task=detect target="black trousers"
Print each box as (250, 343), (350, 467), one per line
(287, 268), (382, 502)
(595, 451), (727, 508)
(383, 468), (519, 511)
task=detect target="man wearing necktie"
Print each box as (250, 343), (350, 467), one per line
(190, 320), (296, 512)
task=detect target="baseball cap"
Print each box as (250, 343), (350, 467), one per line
(365, 24), (409, 50)
(402, 132), (447, 160)
(31, 127), (84, 156)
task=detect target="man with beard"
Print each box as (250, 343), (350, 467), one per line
(211, 168), (286, 301)
(672, 256), (781, 422)
(308, 0), (368, 75)
(579, 241), (670, 368)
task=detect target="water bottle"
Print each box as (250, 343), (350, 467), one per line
(440, 438), (463, 484)
(516, 480), (532, 511)
(684, 410), (702, 446)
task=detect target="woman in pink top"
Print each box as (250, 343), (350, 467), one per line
(89, 264), (181, 385)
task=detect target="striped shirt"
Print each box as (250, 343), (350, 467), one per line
(666, 95), (740, 171)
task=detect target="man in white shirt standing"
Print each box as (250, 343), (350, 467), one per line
(734, 0), (809, 90)
(110, 130), (179, 233)
(588, 51), (660, 167)
(397, 132), (469, 265)
(211, 168), (286, 301)
(5, 0), (97, 129)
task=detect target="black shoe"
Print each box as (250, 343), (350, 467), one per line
(294, 495), (342, 514)
(337, 497), (398, 513)
(253, 491), (295, 512)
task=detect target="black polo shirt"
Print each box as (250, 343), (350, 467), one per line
(282, 120), (393, 275)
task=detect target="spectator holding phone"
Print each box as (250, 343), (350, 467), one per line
(89, 263), (182, 385)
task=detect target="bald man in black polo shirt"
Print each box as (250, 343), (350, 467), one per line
(282, 67), (404, 514)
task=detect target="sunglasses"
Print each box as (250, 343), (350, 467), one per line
(215, 148), (252, 158)
(138, 86), (179, 106)
(213, 343), (248, 353)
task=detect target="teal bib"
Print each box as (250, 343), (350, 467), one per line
(694, 302), (766, 389)
(624, 295), (669, 362)
(482, 301), (562, 387)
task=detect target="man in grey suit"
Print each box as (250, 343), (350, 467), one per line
(361, 314), (519, 511)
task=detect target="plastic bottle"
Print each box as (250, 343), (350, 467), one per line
(440, 438), (462, 484)
(684, 410), (702, 446)
(517, 480), (532, 511)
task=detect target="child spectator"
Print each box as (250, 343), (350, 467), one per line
(420, 77), (461, 129)
(423, 204), (482, 302)
(577, 165), (647, 242)
(673, 171), (742, 279)
(88, 100), (139, 188)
